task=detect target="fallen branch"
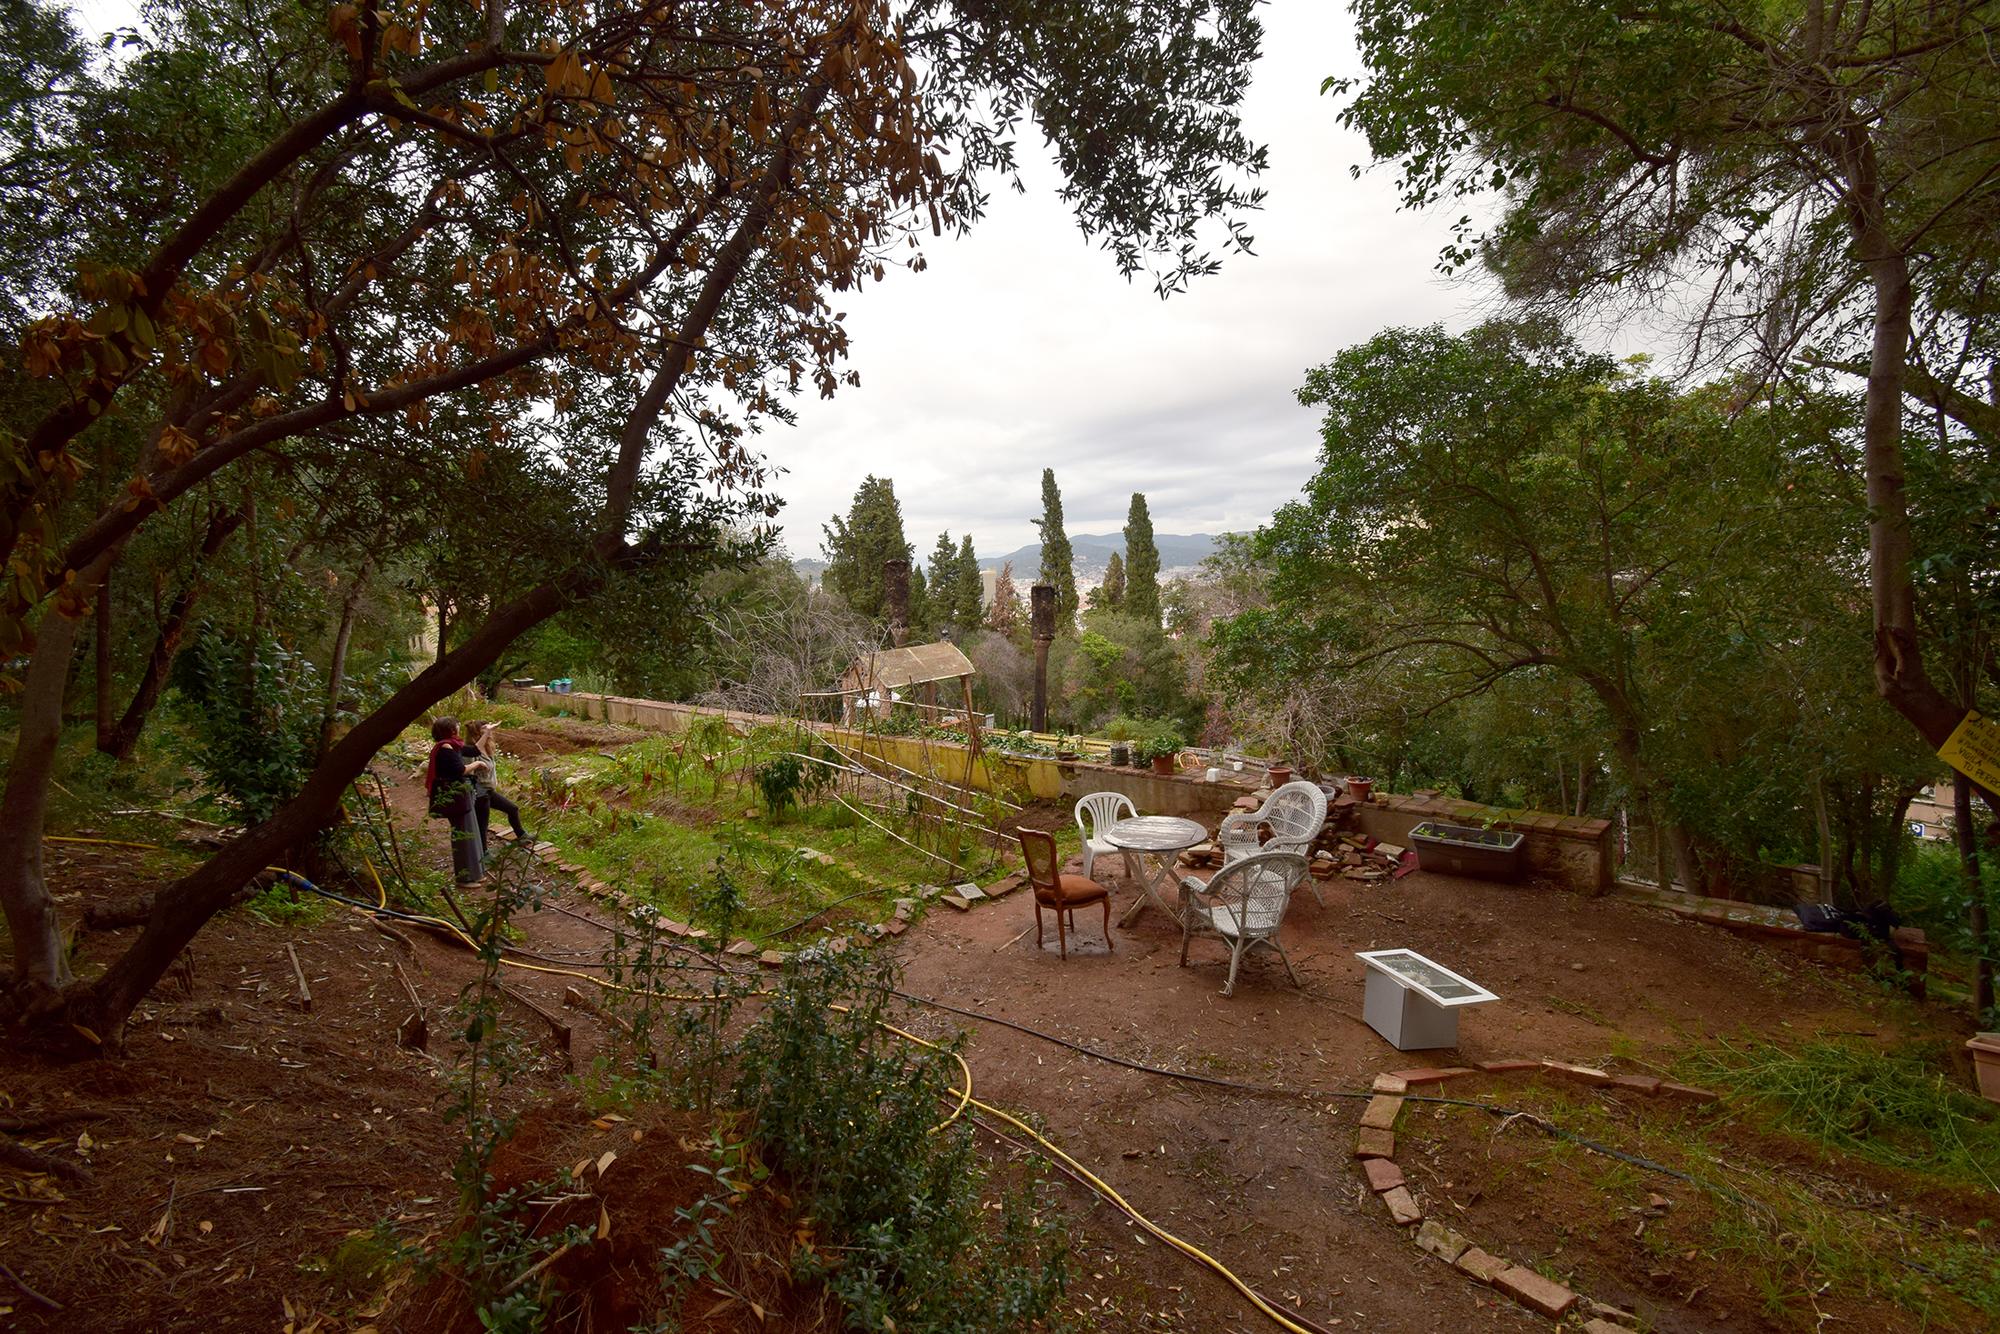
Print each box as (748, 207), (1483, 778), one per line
(0, 1136), (92, 1184)
(498, 983), (571, 1053)
(0, 1109), (107, 1134)
(0, 1259), (62, 1310)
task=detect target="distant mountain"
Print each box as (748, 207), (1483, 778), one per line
(977, 532), (1222, 578)
(791, 532), (1226, 587)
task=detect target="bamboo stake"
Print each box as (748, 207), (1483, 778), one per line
(832, 793), (964, 870)
(812, 731), (1023, 812)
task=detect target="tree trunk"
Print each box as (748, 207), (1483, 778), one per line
(1608, 719), (1702, 894)
(1959, 778), (1993, 1017)
(100, 508), (244, 761)
(0, 606), (90, 997)
(63, 566), (590, 1043)
(92, 558), (114, 752)
(321, 560), (373, 755)
(1840, 126), (1961, 746)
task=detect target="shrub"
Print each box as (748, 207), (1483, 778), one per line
(732, 951), (1067, 1331)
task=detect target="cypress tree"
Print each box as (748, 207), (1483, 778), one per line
(821, 475), (913, 626)
(927, 530), (958, 631)
(906, 564), (931, 638)
(1036, 468), (1078, 629)
(1095, 551), (1126, 610)
(953, 534), (983, 631)
(1123, 492), (1161, 625)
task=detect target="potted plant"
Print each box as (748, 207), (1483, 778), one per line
(1969, 1033), (2000, 1104)
(1141, 733), (1185, 776)
(1107, 741), (1131, 767)
(1408, 821), (1525, 878)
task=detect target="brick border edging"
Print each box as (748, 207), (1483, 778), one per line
(1355, 1061), (1721, 1330)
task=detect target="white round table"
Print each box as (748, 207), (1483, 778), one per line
(1104, 815), (1208, 927)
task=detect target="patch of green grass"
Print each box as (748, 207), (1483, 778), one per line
(1681, 1036), (2000, 1192)
(528, 725), (1047, 943)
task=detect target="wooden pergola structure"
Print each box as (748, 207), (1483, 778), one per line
(836, 640), (977, 725)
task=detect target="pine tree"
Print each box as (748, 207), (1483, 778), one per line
(987, 561), (1023, 637)
(821, 476), (913, 625)
(953, 534), (983, 631)
(1035, 468), (1078, 629)
(1123, 492), (1161, 625)
(1093, 551), (1126, 611)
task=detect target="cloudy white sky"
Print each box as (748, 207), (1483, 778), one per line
(774, 2), (1489, 558)
(70, 0), (1491, 558)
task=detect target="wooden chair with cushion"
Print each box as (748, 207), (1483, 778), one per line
(1016, 827), (1113, 960)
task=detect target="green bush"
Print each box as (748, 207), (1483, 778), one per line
(733, 951), (1067, 1331)
(167, 624), (323, 822)
(1893, 838), (1997, 956)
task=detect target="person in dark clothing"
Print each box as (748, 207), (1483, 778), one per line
(425, 716), (484, 884)
(463, 720), (531, 848)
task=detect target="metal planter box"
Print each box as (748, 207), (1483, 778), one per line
(1409, 821), (1525, 879)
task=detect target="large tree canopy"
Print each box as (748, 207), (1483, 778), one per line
(1335, 0), (2000, 759)
(0, 0), (1270, 1042)
(1213, 320), (1930, 898)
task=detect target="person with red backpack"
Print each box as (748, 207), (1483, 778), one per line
(425, 716), (484, 885)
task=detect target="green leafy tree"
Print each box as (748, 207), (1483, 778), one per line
(907, 562), (933, 640)
(822, 477), (915, 628)
(1335, 0), (2000, 769)
(1214, 321), (1929, 897)
(0, 0), (1271, 1042)
(1091, 551), (1126, 611)
(1122, 493), (1160, 624)
(1035, 469), (1078, 630)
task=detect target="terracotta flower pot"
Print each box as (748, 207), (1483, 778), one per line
(1970, 1034), (2000, 1104)
(1267, 764), (1293, 787)
(1152, 755), (1175, 776)
(1346, 775), (1375, 802)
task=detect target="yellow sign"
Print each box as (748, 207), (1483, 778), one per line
(1939, 709), (2000, 793)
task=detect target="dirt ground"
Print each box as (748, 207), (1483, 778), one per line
(2, 724), (1988, 1331)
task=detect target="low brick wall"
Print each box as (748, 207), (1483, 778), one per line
(1352, 793), (1615, 894)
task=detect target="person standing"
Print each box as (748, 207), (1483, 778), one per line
(463, 720), (531, 848)
(425, 716), (484, 885)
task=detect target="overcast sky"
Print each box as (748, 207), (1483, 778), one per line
(71, 0), (1490, 558)
(775, 2), (1487, 558)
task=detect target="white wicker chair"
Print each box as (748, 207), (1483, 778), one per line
(1177, 851), (1310, 996)
(1074, 792), (1140, 882)
(1218, 780), (1329, 904)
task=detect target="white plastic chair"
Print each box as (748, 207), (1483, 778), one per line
(1218, 780), (1329, 904)
(1177, 851), (1310, 996)
(1074, 792), (1141, 882)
